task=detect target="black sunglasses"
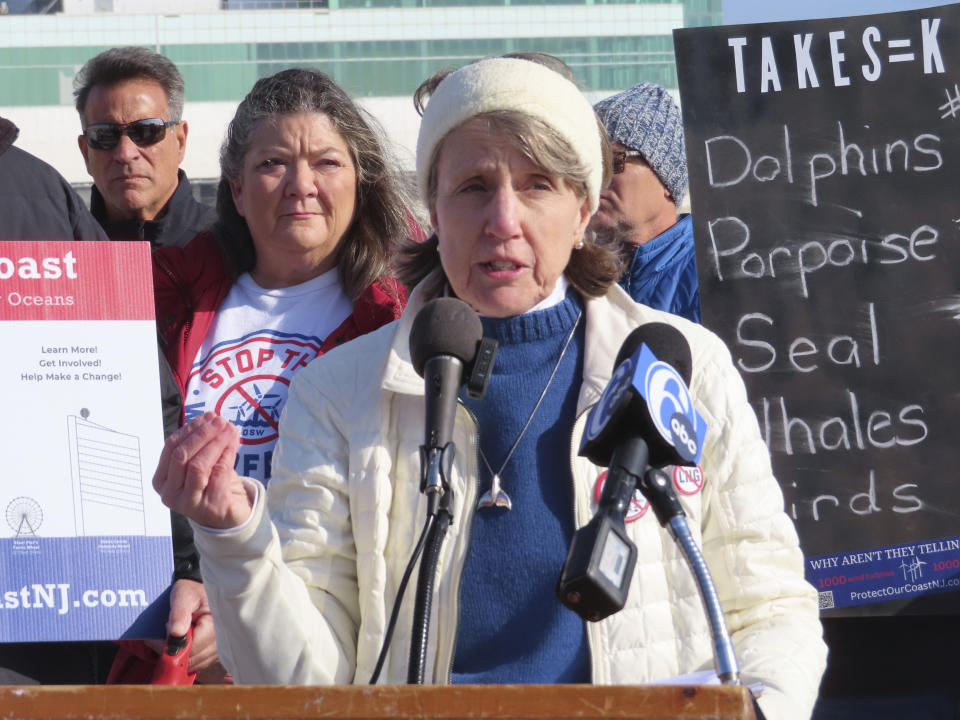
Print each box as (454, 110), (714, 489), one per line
(612, 149), (645, 174)
(83, 118), (178, 151)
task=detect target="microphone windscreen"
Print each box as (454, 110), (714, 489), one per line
(615, 322), (692, 384)
(409, 297), (483, 377)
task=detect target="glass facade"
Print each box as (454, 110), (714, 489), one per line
(0, 0), (721, 184)
(0, 38), (680, 105)
(682, 0), (721, 27)
(0, 1), (721, 107)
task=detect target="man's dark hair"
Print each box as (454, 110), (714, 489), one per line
(73, 46), (185, 122)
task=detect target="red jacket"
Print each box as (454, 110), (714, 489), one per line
(153, 231), (407, 422)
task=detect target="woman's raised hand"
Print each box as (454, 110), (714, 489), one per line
(153, 412), (254, 529)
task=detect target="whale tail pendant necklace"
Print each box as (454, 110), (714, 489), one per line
(476, 310), (582, 510)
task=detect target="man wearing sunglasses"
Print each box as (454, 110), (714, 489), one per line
(0, 52), (209, 687)
(74, 46), (214, 248)
(591, 82), (700, 323)
(7, 48), (207, 685)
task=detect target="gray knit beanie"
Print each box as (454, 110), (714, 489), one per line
(593, 82), (687, 206)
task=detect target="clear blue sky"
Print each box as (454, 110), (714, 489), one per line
(722, 0), (947, 24)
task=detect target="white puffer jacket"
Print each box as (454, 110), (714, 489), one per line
(194, 282), (827, 720)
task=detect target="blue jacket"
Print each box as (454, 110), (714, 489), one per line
(618, 213), (700, 322)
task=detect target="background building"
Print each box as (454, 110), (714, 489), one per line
(0, 0), (719, 196)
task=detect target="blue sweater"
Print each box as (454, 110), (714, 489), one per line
(619, 213), (701, 323)
(452, 292), (591, 684)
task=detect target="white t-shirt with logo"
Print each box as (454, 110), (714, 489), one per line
(184, 269), (351, 484)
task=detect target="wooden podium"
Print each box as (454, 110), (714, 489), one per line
(0, 684), (757, 719)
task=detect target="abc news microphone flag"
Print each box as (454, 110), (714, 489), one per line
(674, 3), (960, 616)
(0, 241), (171, 641)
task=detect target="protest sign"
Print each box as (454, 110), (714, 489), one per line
(0, 241), (170, 640)
(675, 4), (960, 614)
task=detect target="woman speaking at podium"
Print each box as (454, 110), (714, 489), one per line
(153, 57), (826, 719)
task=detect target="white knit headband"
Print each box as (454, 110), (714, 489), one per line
(415, 57), (603, 214)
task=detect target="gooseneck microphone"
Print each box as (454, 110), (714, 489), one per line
(557, 322), (702, 622)
(557, 322), (741, 686)
(403, 298), (485, 684)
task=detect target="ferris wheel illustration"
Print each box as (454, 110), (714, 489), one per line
(7, 496), (43, 537)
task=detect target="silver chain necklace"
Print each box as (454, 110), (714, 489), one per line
(476, 309), (582, 510)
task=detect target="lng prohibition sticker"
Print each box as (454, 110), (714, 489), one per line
(673, 465), (704, 496)
(593, 471), (649, 523)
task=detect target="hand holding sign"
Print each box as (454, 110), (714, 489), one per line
(153, 412), (253, 530)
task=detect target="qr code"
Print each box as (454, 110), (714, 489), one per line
(818, 591), (835, 610)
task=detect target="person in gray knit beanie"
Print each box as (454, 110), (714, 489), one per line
(590, 81), (700, 323)
(593, 81), (687, 206)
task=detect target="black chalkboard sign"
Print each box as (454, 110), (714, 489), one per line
(674, 4), (960, 616)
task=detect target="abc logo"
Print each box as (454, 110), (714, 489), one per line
(669, 413), (698, 461)
(643, 361), (700, 462)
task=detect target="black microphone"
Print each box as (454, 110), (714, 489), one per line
(557, 323), (705, 622)
(405, 298), (485, 684)
(409, 297), (484, 453)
